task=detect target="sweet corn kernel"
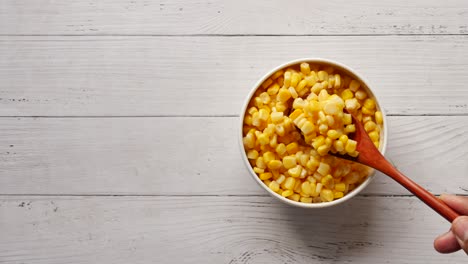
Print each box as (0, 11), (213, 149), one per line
(258, 109), (269, 121)
(334, 182), (346, 192)
(288, 86), (298, 99)
(276, 143), (287, 156)
(276, 174), (286, 184)
(282, 190), (294, 197)
(247, 150), (259, 159)
(288, 166), (302, 178)
(277, 88), (291, 102)
(361, 107), (374, 115)
(300, 62), (311, 75)
(375, 111), (383, 125)
(333, 140), (344, 152)
(345, 98), (360, 111)
(333, 191), (344, 199)
(321, 174), (334, 189)
(301, 121), (315, 135)
(268, 160), (282, 170)
(301, 181), (313, 195)
(343, 113), (352, 125)
(291, 73), (301, 88)
(272, 70), (284, 80)
(318, 71), (329, 81)
(289, 109), (303, 121)
(327, 129), (340, 139)
(355, 90), (367, 100)
(286, 142), (299, 154)
(334, 74), (341, 89)
(341, 89), (354, 101)
(317, 162), (330, 176)
(316, 145), (329, 156)
(293, 180), (302, 193)
(270, 112), (284, 123)
(344, 124), (356, 133)
(349, 80), (360, 92)
(320, 189), (334, 202)
(364, 121), (377, 132)
(300, 197), (313, 203)
(283, 156), (297, 169)
(289, 193), (301, 201)
(284, 177), (296, 190)
(373, 141), (380, 148)
(269, 181), (280, 192)
(363, 98), (376, 110)
(263, 151), (275, 163)
(253, 167), (264, 174)
(345, 139), (357, 153)
(369, 131), (379, 142)
(259, 173), (272, 180)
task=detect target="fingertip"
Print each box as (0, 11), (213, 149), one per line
(434, 230), (461, 254)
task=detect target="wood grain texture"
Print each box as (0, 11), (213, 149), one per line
(1, 36), (468, 116)
(0, 196), (465, 263)
(0, 116), (466, 196)
(1, 0), (467, 35)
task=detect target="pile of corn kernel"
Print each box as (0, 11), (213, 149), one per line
(243, 62), (383, 203)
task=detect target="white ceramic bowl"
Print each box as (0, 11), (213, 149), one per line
(239, 58), (388, 208)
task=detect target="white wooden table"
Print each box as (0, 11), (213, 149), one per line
(1, 1), (467, 263)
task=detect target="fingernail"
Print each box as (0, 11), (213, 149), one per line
(452, 216), (468, 242)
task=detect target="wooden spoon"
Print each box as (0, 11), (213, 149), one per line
(333, 113), (459, 222)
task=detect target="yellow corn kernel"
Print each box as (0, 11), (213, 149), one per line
(275, 102), (287, 112)
(271, 70), (284, 80)
(345, 98), (360, 111)
(282, 156), (297, 169)
(345, 139), (357, 153)
(299, 154), (309, 167)
(270, 112), (284, 123)
(247, 107), (258, 115)
(311, 83), (323, 94)
(286, 142), (299, 154)
(293, 180), (302, 193)
(363, 98), (376, 110)
(375, 111), (383, 125)
(277, 88), (291, 103)
(284, 177), (296, 190)
(318, 123), (328, 134)
(334, 74), (341, 89)
(324, 137), (332, 148)
(300, 197), (313, 203)
(344, 124), (356, 134)
(247, 150), (259, 159)
(339, 134), (348, 144)
(259, 92), (271, 104)
(327, 129), (340, 140)
(256, 157), (266, 169)
(333, 140), (344, 152)
(288, 86), (298, 99)
(355, 90), (367, 100)
(323, 101), (340, 115)
(263, 179), (272, 186)
(276, 143), (287, 156)
(369, 131), (379, 142)
(341, 89), (354, 101)
(364, 121), (376, 132)
(288, 166), (302, 178)
(275, 124), (285, 137)
(257, 133), (269, 145)
(300, 62), (311, 75)
(320, 189), (334, 202)
(268, 160), (282, 170)
(361, 107), (375, 115)
(283, 71), (291, 87)
(289, 193), (300, 202)
(318, 71), (329, 81)
(316, 145), (328, 156)
(333, 191), (344, 199)
(289, 109), (303, 121)
(281, 189), (294, 197)
(317, 162), (331, 176)
(291, 73), (301, 88)
(301, 181), (313, 195)
(349, 80), (360, 92)
(258, 108), (269, 121)
(263, 151), (275, 163)
(262, 78), (273, 89)
(253, 167), (264, 174)
(267, 83), (280, 95)
(335, 182), (346, 192)
(297, 79), (307, 92)
(269, 181), (280, 192)
(318, 89), (330, 102)
(321, 174), (334, 189)
(342, 113), (352, 125)
(301, 121), (315, 135)
(276, 174), (286, 184)
(259, 172), (272, 180)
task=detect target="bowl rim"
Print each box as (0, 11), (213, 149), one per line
(239, 58), (388, 208)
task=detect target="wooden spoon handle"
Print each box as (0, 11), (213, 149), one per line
(375, 158), (460, 222)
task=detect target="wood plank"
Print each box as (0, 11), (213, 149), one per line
(0, 196), (465, 263)
(1, 0), (467, 35)
(0, 116), (466, 196)
(1, 36), (468, 116)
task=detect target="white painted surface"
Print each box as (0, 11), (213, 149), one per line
(0, 196), (466, 263)
(0, 1), (467, 263)
(1, 36), (468, 116)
